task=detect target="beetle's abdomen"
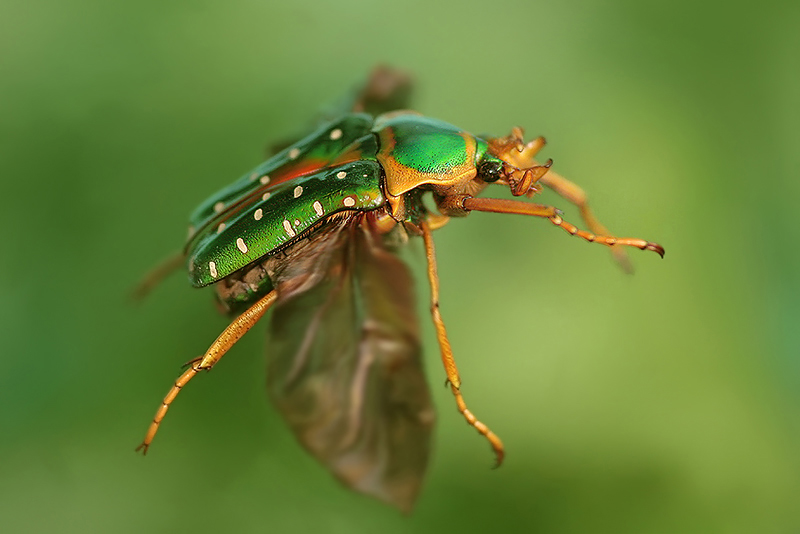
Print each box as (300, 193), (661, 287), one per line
(374, 112), (478, 197)
(187, 160), (384, 287)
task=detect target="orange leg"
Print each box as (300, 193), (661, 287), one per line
(130, 250), (185, 301)
(420, 220), (505, 467)
(136, 290), (278, 454)
(538, 169), (636, 272)
(461, 197), (665, 257)
(488, 129), (640, 271)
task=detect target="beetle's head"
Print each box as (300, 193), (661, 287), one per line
(477, 127), (552, 198)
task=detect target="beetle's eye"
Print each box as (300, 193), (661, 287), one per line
(477, 160), (503, 183)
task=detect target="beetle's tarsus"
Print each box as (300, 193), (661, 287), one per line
(549, 214), (666, 257)
(137, 291), (278, 455)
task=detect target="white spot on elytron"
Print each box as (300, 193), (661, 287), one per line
(209, 261), (218, 278)
(330, 128), (343, 140)
(254, 208), (263, 221)
(249, 172), (258, 181)
(294, 219), (300, 226)
(288, 148), (301, 160)
(336, 171), (347, 179)
(283, 219), (295, 237)
(293, 185), (303, 198)
(260, 175), (270, 185)
(236, 238), (248, 254)
(262, 192), (271, 201)
(216, 222), (226, 233)
(213, 201), (225, 213)
(343, 196), (356, 207)
(313, 201), (324, 216)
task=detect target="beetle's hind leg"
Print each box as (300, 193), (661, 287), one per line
(420, 220), (505, 467)
(130, 250), (185, 301)
(136, 290), (278, 454)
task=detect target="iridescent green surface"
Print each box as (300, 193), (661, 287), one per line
(188, 113), (374, 239)
(2, 1), (797, 533)
(188, 159), (384, 287)
(375, 114), (468, 173)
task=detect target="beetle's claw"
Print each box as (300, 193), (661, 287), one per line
(647, 242), (666, 258)
(489, 443), (505, 469)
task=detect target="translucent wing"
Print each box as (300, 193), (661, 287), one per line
(266, 215), (434, 513)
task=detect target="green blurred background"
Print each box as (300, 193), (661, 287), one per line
(1, 0), (797, 532)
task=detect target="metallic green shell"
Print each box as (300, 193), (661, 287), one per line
(187, 113), (375, 243)
(372, 113), (481, 197)
(374, 114), (468, 172)
(185, 112), (500, 289)
(187, 160), (385, 287)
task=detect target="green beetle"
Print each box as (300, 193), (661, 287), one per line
(136, 67), (664, 512)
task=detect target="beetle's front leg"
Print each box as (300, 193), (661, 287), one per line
(136, 290), (278, 454)
(489, 129), (640, 271)
(504, 147), (636, 270)
(450, 196), (664, 257)
(538, 168), (636, 272)
(419, 220), (505, 467)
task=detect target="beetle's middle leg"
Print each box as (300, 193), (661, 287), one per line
(136, 290), (278, 454)
(419, 220), (505, 467)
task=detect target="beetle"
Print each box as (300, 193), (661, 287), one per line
(135, 67), (664, 512)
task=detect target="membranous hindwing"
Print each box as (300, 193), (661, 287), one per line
(187, 159), (385, 287)
(186, 113), (375, 246)
(266, 217), (433, 512)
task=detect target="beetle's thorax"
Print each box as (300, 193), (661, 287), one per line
(374, 112), (480, 200)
